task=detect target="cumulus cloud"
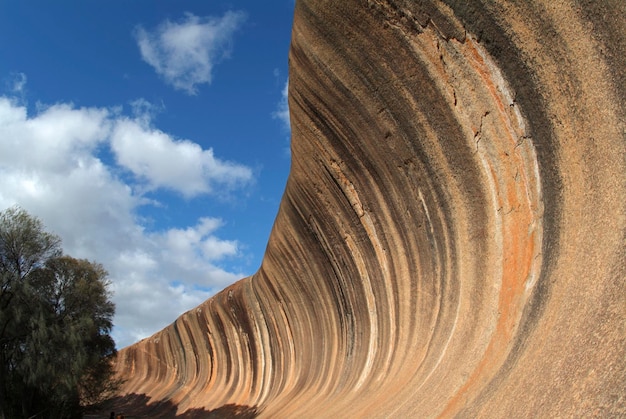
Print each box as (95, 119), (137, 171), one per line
(109, 217), (245, 346)
(0, 94), (252, 348)
(135, 11), (246, 94)
(111, 117), (252, 197)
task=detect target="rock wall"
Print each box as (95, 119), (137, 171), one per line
(112, 1), (625, 417)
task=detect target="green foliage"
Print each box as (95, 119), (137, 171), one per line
(0, 207), (117, 418)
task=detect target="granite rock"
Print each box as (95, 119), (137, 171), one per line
(111, 1), (626, 417)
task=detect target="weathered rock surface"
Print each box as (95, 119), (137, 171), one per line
(111, 1), (625, 417)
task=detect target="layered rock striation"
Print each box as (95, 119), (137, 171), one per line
(112, 1), (625, 417)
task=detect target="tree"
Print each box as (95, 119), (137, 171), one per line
(0, 207), (117, 418)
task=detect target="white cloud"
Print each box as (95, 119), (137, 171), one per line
(111, 117), (252, 197)
(109, 217), (245, 346)
(8, 72), (27, 94)
(129, 97), (165, 122)
(0, 93), (252, 348)
(135, 11), (246, 95)
(0, 98), (110, 173)
(164, 217), (238, 263)
(273, 79), (290, 131)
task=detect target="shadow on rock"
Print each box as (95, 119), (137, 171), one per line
(87, 393), (259, 418)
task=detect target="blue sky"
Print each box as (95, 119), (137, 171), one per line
(0, 1), (294, 348)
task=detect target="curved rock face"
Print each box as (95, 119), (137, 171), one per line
(112, 1), (625, 417)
